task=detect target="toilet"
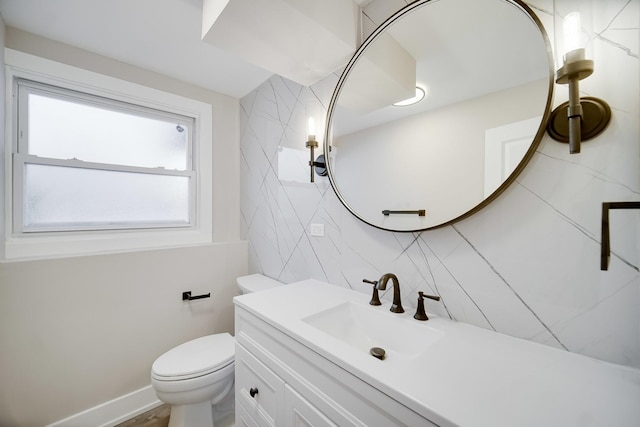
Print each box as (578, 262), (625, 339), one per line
(151, 274), (283, 427)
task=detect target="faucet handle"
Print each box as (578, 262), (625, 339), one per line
(419, 291), (440, 302)
(363, 279), (381, 306)
(414, 291), (440, 321)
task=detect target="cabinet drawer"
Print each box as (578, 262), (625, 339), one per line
(236, 342), (285, 426)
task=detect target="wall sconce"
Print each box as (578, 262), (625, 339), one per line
(305, 117), (327, 182)
(547, 4), (611, 154)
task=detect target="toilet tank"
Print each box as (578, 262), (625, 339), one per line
(237, 274), (283, 294)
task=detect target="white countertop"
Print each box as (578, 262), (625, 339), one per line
(234, 279), (640, 427)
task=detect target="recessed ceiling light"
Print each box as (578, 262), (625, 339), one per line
(393, 87), (426, 107)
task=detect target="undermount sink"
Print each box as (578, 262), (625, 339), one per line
(302, 301), (443, 359)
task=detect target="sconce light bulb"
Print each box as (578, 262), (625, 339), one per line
(563, 12), (582, 56)
(307, 117), (316, 141)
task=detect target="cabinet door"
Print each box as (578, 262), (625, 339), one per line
(236, 343), (285, 427)
(285, 385), (338, 427)
(236, 402), (261, 427)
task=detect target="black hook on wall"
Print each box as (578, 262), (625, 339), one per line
(601, 202), (640, 270)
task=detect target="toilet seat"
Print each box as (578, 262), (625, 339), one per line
(152, 333), (235, 382)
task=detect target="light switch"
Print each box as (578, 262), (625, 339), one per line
(310, 223), (325, 237)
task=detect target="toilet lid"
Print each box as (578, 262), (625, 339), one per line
(152, 333), (234, 380)
(237, 274), (283, 294)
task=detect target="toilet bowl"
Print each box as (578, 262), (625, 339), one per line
(150, 274), (283, 427)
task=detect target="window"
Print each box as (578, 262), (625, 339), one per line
(15, 79), (195, 232)
(4, 50), (213, 260)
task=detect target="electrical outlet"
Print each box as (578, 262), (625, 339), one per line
(310, 223), (325, 237)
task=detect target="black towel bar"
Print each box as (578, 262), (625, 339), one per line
(382, 209), (426, 216)
(182, 291), (211, 301)
(601, 201), (640, 270)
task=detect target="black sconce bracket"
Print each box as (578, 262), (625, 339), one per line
(548, 96), (611, 144)
(311, 154), (327, 177)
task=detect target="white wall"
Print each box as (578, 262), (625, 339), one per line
(240, 0), (640, 370)
(0, 29), (248, 426)
(0, 13), (5, 259)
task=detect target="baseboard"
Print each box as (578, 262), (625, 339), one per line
(46, 385), (162, 427)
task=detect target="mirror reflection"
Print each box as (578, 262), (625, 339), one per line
(326, 0), (553, 231)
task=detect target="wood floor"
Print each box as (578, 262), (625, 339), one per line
(115, 403), (235, 427)
(115, 404), (170, 427)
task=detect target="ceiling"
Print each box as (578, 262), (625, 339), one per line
(0, 0), (543, 108)
(0, 0), (392, 99)
(0, 0), (284, 98)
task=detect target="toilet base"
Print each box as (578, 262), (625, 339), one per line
(212, 388), (235, 422)
(168, 401), (214, 427)
(166, 392), (234, 427)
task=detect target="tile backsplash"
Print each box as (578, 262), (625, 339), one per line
(240, 0), (639, 368)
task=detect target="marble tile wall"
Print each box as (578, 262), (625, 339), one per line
(240, 0), (640, 368)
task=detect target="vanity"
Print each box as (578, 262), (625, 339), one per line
(233, 0), (639, 423)
(234, 279), (640, 427)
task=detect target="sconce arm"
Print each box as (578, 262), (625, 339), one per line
(548, 48), (610, 154)
(305, 138), (327, 182)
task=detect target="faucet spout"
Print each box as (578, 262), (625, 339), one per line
(376, 273), (404, 313)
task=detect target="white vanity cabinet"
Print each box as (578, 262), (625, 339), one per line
(234, 306), (435, 427)
(235, 280), (640, 426)
(284, 385), (338, 427)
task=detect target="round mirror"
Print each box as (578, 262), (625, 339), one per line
(325, 0), (553, 232)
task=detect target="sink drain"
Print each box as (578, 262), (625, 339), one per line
(370, 347), (386, 360)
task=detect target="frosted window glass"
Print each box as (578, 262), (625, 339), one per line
(28, 94), (189, 170)
(23, 164), (190, 230)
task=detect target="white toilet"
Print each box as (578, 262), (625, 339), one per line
(151, 274), (283, 427)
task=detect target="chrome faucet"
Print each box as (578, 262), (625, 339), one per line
(376, 273), (404, 313)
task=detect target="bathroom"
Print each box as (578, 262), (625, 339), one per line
(0, 0), (638, 426)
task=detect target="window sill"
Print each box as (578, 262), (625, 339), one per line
(2, 228), (213, 262)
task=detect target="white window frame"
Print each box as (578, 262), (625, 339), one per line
(14, 78), (197, 233)
(3, 49), (213, 261)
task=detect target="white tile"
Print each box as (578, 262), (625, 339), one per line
(239, 0), (640, 369)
